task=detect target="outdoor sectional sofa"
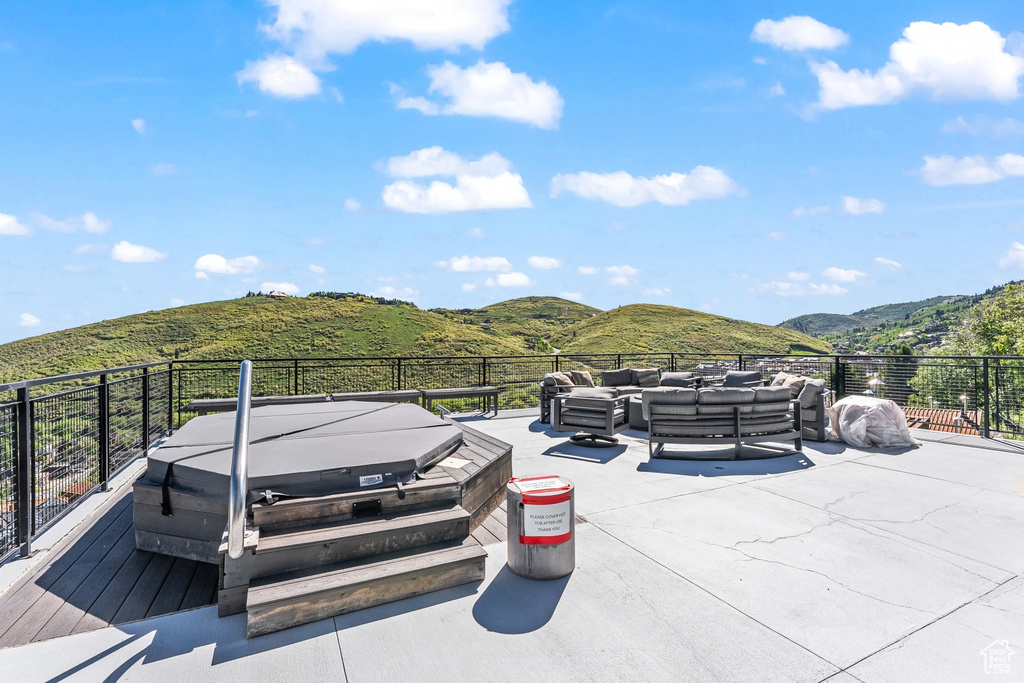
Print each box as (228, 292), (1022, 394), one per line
(539, 367), (697, 423)
(643, 385), (802, 459)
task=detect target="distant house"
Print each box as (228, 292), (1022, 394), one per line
(268, 291), (290, 298)
(903, 407), (984, 435)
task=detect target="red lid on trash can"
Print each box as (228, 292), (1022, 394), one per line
(509, 476), (573, 545)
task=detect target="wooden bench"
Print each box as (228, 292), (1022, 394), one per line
(420, 386), (502, 415)
(331, 389), (422, 405)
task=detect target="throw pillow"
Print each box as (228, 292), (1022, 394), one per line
(551, 372), (574, 387)
(660, 371), (696, 387)
(771, 371), (794, 387)
(635, 368), (661, 387)
(782, 375), (806, 398)
(569, 370), (595, 387)
(798, 378), (826, 409)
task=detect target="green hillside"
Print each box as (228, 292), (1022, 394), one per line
(779, 283), (1019, 353)
(0, 295), (526, 382)
(433, 296), (601, 348)
(550, 304), (831, 355)
(1, 295), (831, 383)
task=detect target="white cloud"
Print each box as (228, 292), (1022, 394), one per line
(437, 255), (512, 273)
(943, 115), (1024, 138)
(999, 241), (1024, 269)
(642, 287), (670, 297)
(792, 205), (829, 217)
(397, 61), (562, 129)
(19, 313), (40, 327)
(384, 147), (511, 178)
(578, 266), (597, 275)
(465, 227), (485, 239)
(767, 81), (785, 97)
(131, 118), (146, 134)
(195, 271), (209, 280)
(74, 243), (105, 254)
(381, 148), (530, 214)
(151, 162), (178, 176)
(260, 0), (511, 61)
(30, 211), (111, 234)
(383, 173), (529, 214)
(485, 272), (531, 287)
(751, 16), (849, 51)
(372, 285), (418, 299)
(0, 213), (30, 236)
(344, 198), (361, 212)
(528, 256), (562, 269)
(559, 291), (583, 301)
(111, 241), (167, 263)
(606, 264), (638, 286)
(194, 253), (260, 275)
(170, 298), (185, 307)
(755, 281), (848, 296)
(768, 231), (788, 241)
(261, 281), (300, 295)
(918, 154), (1024, 186)
(550, 167), (739, 207)
(842, 196), (886, 215)
(788, 272), (810, 281)
(753, 57), (768, 65)
(309, 264), (326, 274)
(822, 267), (867, 282)
(237, 55), (321, 99)
(461, 283), (477, 292)
(874, 257), (903, 270)
(810, 22), (1024, 112)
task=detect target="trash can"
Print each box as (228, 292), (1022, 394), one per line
(506, 475), (575, 580)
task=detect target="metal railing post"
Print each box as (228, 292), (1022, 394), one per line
(738, 354), (744, 371)
(167, 363), (174, 433)
(293, 359), (299, 395)
(396, 358), (402, 390)
(982, 357), (990, 439)
(227, 360), (253, 560)
(15, 387), (32, 557)
(99, 374), (110, 492)
(142, 367), (150, 450)
(482, 357), (488, 387)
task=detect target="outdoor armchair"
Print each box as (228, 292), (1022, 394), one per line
(552, 388), (629, 446)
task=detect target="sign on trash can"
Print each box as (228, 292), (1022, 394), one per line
(506, 475), (575, 580)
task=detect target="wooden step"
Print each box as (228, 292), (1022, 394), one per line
(223, 505), (471, 590)
(245, 537), (486, 637)
(251, 477), (460, 532)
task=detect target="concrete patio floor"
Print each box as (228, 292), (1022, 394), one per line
(1, 412), (1022, 682)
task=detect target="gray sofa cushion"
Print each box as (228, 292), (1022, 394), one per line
(565, 387), (618, 401)
(651, 419), (793, 438)
(798, 378), (827, 409)
(698, 387), (754, 404)
(558, 409), (625, 429)
(616, 386), (645, 396)
(631, 368), (661, 387)
(660, 371), (697, 387)
(642, 387), (698, 420)
(649, 404), (698, 417)
(753, 386), (792, 406)
(721, 371), (762, 387)
(601, 368), (632, 387)
(568, 370), (595, 387)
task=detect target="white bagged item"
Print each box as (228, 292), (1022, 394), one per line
(827, 395), (921, 448)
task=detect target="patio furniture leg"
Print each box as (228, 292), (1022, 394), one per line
(570, 432), (619, 447)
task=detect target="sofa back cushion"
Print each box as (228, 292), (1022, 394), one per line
(632, 368), (662, 387)
(601, 368), (632, 387)
(660, 371), (697, 387)
(568, 370), (595, 387)
(721, 370), (763, 387)
(568, 387), (618, 399)
(798, 378), (827, 408)
(697, 387), (755, 415)
(751, 386), (793, 414)
(642, 387), (697, 420)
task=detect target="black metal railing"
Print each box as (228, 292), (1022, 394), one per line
(0, 363), (172, 562)
(5, 351), (1024, 561)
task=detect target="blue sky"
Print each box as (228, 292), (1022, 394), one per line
(2, 1), (1024, 344)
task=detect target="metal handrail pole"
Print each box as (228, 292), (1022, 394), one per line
(227, 360), (253, 560)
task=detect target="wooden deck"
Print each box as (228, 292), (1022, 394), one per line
(0, 474), (511, 649)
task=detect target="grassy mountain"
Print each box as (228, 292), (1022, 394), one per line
(433, 296), (600, 347)
(0, 295), (526, 382)
(779, 295), (952, 337)
(778, 283), (1020, 353)
(1, 295), (830, 383)
(549, 304), (831, 355)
